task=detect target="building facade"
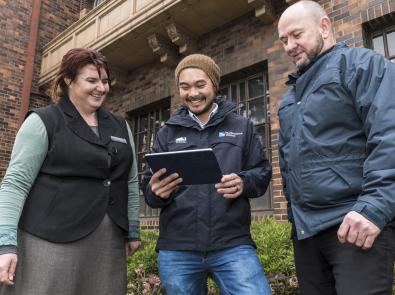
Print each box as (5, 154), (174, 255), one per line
(1, 0), (394, 228)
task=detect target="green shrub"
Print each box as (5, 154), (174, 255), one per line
(127, 230), (159, 278)
(251, 219), (298, 294)
(127, 219), (297, 294)
(128, 221), (395, 294)
(127, 230), (162, 295)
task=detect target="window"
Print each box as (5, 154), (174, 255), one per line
(219, 72), (272, 213)
(79, 0), (107, 17)
(364, 12), (395, 63)
(127, 99), (171, 218)
(371, 26), (395, 62)
(93, 0), (107, 7)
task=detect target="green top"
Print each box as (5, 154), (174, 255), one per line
(0, 113), (140, 254)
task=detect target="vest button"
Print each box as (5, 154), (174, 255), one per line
(109, 197), (115, 205)
(103, 179), (111, 187)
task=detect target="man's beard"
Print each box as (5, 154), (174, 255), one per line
(294, 35), (324, 71)
(186, 94), (205, 103)
(185, 94), (214, 116)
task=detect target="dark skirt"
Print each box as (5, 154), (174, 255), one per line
(0, 214), (127, 295)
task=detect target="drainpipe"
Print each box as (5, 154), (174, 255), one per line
(18, 0), (42, 127)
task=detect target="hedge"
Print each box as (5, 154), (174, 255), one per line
(127, 220), (395, 294)
(126, 219), (298, 294)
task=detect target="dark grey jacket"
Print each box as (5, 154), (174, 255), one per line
(19, 96), (132, 242)
(143, 99), (272, 251)
(279, 43), (395, 240)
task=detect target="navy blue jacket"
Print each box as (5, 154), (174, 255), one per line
(142, 99), (272, 251)
(279, 43), (395, 240)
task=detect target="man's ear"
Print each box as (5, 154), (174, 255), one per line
(320, 16), (331, 39)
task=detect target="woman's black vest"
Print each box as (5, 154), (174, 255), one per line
(18, 96), (133, 243)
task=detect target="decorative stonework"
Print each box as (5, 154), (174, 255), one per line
(109, 67), (127, 91)
(285, 0), (299, 5)
(147, 33), (178, 66)
(166, 22), (197, 55)
(79, 0), (93, 18)
(247, 0), (275, 24)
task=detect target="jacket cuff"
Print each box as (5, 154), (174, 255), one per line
(127, 219), (140, 240)
(0, 230), (17, 247)
(352, 202), (387, 230)
(145, 184), (174, 207)
(126, 238), (141, 242)
(0, 245), (17, 255)
(238, 172), (254, 198)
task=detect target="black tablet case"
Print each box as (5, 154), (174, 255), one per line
(145, 148), (222, 185)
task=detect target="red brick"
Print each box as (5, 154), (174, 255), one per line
(2, 0), (395, 223)
(0, 0), (79, 178)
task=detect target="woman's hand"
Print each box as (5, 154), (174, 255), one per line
(125, 241), (141, 256)
(0, 253), (17, 286)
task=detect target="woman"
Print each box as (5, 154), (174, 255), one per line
(0, 48), (140, 294)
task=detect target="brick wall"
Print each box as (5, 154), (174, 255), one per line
(1, 0), (394, 222)
(265, 0), (395, 220)
(31, 0), (81, 105)
(200, 12), (277, 77)
(199, 13), (289, 220)
(106, 62), (177, 115)
(0, 0), (31, 178)
(107, 0), (395, 224)
(105, 12), (279, 113)
(0, 0), (79, 178)
(318, 0), (394, 47)
(106, 13), (294, 222)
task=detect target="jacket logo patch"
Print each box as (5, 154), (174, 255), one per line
(175, 137), (187, 144)
(218, 131), (243, 138)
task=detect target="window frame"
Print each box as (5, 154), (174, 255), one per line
(368, 24), (395, 62)
(127, 98), (171, 218)
(219, 72), (273, 214)
(93, 0), (107, 7)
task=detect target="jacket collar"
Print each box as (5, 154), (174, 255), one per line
(285, 43), (345, 86)
(57, 96), (115, 147)
(166, 96), (236, 129)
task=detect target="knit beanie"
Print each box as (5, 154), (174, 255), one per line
(175, 54), (221, 91)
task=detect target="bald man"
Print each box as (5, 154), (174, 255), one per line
(278, 1), (395, 294)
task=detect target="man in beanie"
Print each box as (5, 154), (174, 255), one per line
(142, 53), (272, 295)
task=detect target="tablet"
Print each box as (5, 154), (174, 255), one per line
(145, 148), (222, 185)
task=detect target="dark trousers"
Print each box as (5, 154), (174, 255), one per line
(293, 220), (395, 295)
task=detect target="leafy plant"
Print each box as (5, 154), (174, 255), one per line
(251, 219), (298, 294)
(127, 230), (163, 295)
(127, 219), (299, 294)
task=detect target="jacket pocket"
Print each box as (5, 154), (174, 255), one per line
(278, 100), (295, 143)
(304, 70), (349, 119)
(210, 138), (243, 174)
(300, 163), (362, 208)
(210, 136), (243, 149)
(310, 70), (341, 94)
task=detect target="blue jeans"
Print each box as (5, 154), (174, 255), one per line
(158, 245), (272, 295)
